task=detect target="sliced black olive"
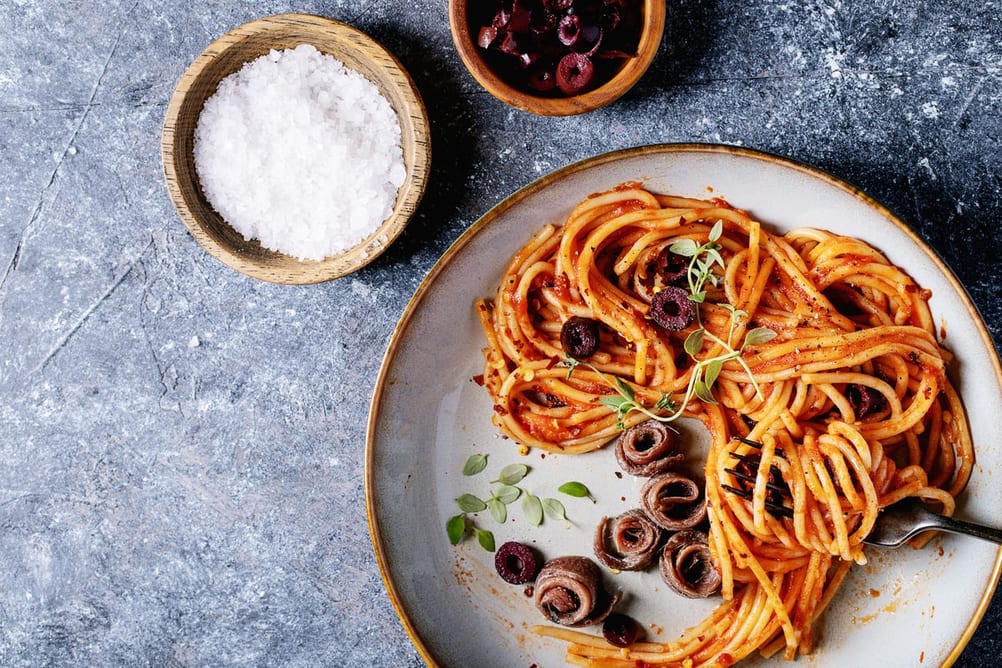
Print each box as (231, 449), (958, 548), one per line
(557, 13), (581, 46)
(556, 52), (594, 95)
(527, 64), (557, 91)
(560, 316), (600, 359)
(495, 541), (541, 585)
(845, 383), (886, 418)
(602, 613), (642, 647)
(655, 247), (689, 284)
(648, 286), (696, 331)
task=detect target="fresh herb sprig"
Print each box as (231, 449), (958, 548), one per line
(446, 454), (595, 551)
(564, 220), (776, 427)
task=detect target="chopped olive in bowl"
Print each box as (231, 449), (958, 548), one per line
(449, 0), (666, 116)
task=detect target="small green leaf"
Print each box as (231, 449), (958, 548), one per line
(695, 380), (717, 404)
(446, 514), (466, 545)
(613, 376), (635, 401)
(488, 497), (507, 524)
(476, 528), (496, 552)
(462, 453), (488, 476)
(557, 481), (595, 502)
(709, 219), (723, 242)
(495, 463), (529, 486)
(689, 291), (707, 304)
(522, 493), (543, 526)
(599, 395), (625, 410)
(669, 238), (699, 257)
(704, 358), (723, 388)
(744, 327), (777, 347)
(684, 328), (705, 356)
(456, 494), (487, 513)
(542, 498), (568, 523)
(494, 484), (522, 504)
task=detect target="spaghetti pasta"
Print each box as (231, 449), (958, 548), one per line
(475, 184), (973, 665)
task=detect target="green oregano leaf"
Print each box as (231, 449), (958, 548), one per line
(487, 497), (506, 524)
(446, 514), (466, 545)
(704, 358), (723, 388)
(557, 481), (595, 502)
(476, 528), (496, 552)
(709, 219), (723, 242)
(612, 376), (635, 401)
(669, 238), (699, 257)
(462, 453), (488, 476)
(684, 328), (705, 356)
(744, 327), (777, 347)
(695, 379), (717, 404)
(456, 494), (487, 513)
(542, 498), (568, 523)
(494, 484), (521, 504)
(494, 463), (529, 486)
(522, 493), (543, 526)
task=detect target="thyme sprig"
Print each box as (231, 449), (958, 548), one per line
(563, 220), (776, 427)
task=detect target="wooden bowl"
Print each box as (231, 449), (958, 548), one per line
(161, 14), (431, 284)
(448, 0), (666, 116)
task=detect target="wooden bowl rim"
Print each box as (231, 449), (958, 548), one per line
(161, 13), (431, 284)
(448, 0), (666, 116)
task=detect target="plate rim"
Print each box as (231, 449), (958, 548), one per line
(365, 142), (1002, 666)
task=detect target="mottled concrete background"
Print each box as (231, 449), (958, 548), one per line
(1, 0), (1000, 666)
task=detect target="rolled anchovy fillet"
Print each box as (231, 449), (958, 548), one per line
(640, 472), (707, 531)
(534, 556), (620, 627)
(614, 419), (683, 476)
(659, 529), (721, 599)
(593, 509), (664, 571)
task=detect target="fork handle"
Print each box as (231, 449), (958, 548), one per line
(937, 515), (1002, 545)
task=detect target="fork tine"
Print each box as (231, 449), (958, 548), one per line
(721, 483), (794, 518)
(724, 436), (794, 519)
(723, 466), (791, 495)
(733, 435), (786, 458)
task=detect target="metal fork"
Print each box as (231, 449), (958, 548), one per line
(723, 437), (1002, 548)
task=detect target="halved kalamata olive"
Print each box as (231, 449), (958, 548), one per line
(527, 64), (557, 91)
(602, 613), (642, 647)
(659, 530), (721, 598)
(575, 24), (603, 56)
(845, 383), (886, 418)
(593, 509), (663, 571)
(648, 286), (696, 331)
(557, 13), (581, 46)
(556, 52), (594, 95)
(615, 419), (684, 476)
(495, 541), (541, 585)
(560, 316), (600, 359)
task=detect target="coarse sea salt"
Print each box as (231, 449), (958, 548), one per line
(194, 44), (405, 261)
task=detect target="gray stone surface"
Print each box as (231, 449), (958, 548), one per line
(0, 0), (999, 666)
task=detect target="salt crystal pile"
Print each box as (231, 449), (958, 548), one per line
(194, 44), (406, 261)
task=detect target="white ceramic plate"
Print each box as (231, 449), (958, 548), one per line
(366, 144), (1002, 667)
